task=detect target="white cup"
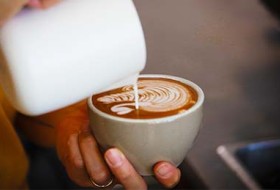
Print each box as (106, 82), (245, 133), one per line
(88, 74), (204, 175)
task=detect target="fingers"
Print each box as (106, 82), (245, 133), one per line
(63, 133), (92, 187)
(56, 101), (112, 188)
(26, 0), (41, 8)
(62, 131), (113, 188)
(63, 132), (180, 189)
(105, 148), (147, 190)
(27, 0), (60, 9)
(40, 0), (60, 8)
(154, 162), (181, 189)
(78, 131), (112, 185)
(55, 101), (180, 189)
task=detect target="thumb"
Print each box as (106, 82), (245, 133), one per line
(153, 162), (181, 188)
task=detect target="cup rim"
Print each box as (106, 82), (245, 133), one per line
(88, 74), (204, 123)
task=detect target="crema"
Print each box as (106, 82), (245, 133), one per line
(92, 77), (198, 119)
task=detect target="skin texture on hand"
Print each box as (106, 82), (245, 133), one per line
(55, 101), (181, 189)
(27, 0), (60, 9)
(0, 0), (28, 26)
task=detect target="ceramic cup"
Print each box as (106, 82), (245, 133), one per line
(87, 74), (204, 175)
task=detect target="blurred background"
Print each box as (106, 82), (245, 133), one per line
(136, 0), (280, 188)
(23, 0), (280, 189)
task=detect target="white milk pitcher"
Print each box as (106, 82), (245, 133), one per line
(0, 0), (146, 116)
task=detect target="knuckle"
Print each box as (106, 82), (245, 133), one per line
(118, 170), (132, 182)
(67, 154), (84, 170)
(72, 157), (84, 170)
(87, 163), (111, 183)
(80, 133), (97, 147)
(89, 170), (109, 184)
(67, 133), (78, 147)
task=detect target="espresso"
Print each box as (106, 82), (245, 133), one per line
(92, 77), (198, 119)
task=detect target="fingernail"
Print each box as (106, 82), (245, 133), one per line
(105, 149), (124, 168)
(156, 164), (173, 178)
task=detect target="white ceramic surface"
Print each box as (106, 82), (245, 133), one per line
(88, 74), (204, 175)
(0, 0), (146, 115)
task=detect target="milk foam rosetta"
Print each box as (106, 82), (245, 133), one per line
(92, 77), (198, 119)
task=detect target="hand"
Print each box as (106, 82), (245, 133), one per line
(0, 0), (60, 27)
(26, 0), (61, 9)
(56, 101), (181, 189)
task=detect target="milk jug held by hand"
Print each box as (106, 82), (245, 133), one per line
(0, 0), (146, 115)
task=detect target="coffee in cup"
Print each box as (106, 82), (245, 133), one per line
(88, 74), (204, 175)
(92, 76), (198, 119)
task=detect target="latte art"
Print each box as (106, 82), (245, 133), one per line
(97, 80), (190, 115)
(92, 77), (198, 119)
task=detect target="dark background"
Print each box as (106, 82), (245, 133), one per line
(135, 0), (280, 188)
